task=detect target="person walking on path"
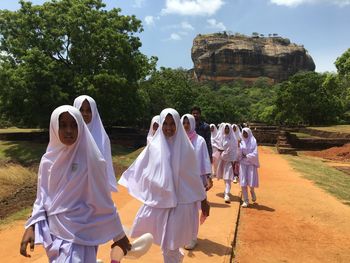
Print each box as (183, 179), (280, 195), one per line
(239, 127), (260, 208)
(216, 123), (239, 203)
(73, 95), (117, 192)
(181, 114), (211, 250)
(119, 108), (210, 263)
(20, 105), (130, 262)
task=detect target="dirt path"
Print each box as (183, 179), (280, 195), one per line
(234, 147), (350, 263)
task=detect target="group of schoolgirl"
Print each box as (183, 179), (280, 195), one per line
(210, 122), (260, 208)
(20, 98), (211, 263)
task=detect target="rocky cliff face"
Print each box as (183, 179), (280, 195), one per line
(191, 33), (315, 83)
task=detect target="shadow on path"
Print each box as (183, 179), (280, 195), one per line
(186, 238), (231, 258)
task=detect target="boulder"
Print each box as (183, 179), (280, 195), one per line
(191, 33), (315, 83)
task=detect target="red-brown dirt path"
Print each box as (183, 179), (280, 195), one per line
(234, 147), (350, 263)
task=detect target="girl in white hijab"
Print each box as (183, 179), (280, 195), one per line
(146, 115), (160, 145)
(231, 124), (242, 183)
(73, 95), (117, 192)
(20, 106), (130, 262)
(119, 108), (210, 263)
(239, 128), (260, 208)
(181, 114), (211, 250)
(211, 123), (225, 177)
(216, 123), (239, 203)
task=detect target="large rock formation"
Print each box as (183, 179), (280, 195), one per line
(191, 33), (315, 83)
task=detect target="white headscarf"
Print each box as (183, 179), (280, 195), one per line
(210, 124), (218, 145)
(232, 124), (242, 141)
(212, 123), (225, 150)
(219, 123), (238, 162)
(26, 105), (123, 246)
(183, 114), (211, 176)
(240, 127), (260, 167)
(146, 115), (160, 145)
(119, 108), (206, 208)
(181, 114), (197, 143)
(73, 95), (117, 192)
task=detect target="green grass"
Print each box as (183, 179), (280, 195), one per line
(0, 128), (43, 133)
(112, 145), (144, 178)
(0, 207), (32, 228)
(0, 141), (46, 166)
(283, 154), (350, 206)
(308, 125), (350, 134)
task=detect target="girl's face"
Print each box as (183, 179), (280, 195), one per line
(182, 117), (191, 132)
(224, 125), (230, 135)
(162, 114), (176, 138)
(152, 122), (159, 132)
(243, 130), (248, 139)
(210, 126), (214, 132)
(59, 112), (78, 146)
(233, 126), (237, 132)
(80, 99), (92, 124)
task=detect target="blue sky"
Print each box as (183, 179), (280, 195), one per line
(1, 0), (350, 72)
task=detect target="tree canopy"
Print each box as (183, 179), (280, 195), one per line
(0, 0), (156, 127)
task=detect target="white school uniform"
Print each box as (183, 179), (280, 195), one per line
(239, 128), (260, 187)
(26, 106), (124, 263)
(119, 109), (206, 255)
(182, 114), (211, 186)
(216, 124), (239, 181)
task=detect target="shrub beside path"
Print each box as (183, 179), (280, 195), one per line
(1, 147), (350, 262)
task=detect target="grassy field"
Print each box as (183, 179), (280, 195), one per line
(0, 128), (43, 133)
(308, 125), (350, 133)
(283, 153), (350, 206)
(0, 141), (46, 166)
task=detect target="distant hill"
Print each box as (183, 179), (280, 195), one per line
(191, 32), (315, 83)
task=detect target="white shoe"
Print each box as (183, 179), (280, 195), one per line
(241, 201), (249, 208)
(111, 233), (154, 261)
(224, 194), (230, 203)
(184, 239), (198, 250)
(233, 177), (238, 184)
(96, 259), (103, 263)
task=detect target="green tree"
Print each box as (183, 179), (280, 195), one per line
(335, 48), (350, 81)
(0, 0), (156, 127)
(275, 72), (343, 125)
(140, 67), (196, 118)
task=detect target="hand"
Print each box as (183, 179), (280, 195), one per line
(111, 235), (132, 256)
(20, 225), (35, 257)
(205, 177), (213, 191)
(201, 199), (210, 217)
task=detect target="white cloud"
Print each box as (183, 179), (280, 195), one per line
(270, 0), (350, 7)
(144, 16), (160, 26)
(132, 0), (146, 8)
(161, 0), (225, 16)
(181, 21), (195, 30)
(207, 18), (226, 31)
(144, 16), (155, 26)
(170, 33), (182, 40)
